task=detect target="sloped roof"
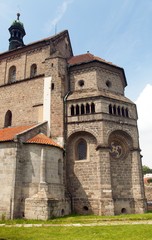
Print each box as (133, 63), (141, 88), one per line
(0, 125), (62, 149)
(0, 125), (35, 142)
(68, 52), (116, 67)
(68, 52), (127, 87)
(26, 133), (63, 149)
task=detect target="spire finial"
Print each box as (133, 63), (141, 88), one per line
(17, 13), (20, 21)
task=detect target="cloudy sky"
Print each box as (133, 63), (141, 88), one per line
(0, 0), (152, 167)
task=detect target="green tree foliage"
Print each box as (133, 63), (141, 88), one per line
(142, 165), (152, 175)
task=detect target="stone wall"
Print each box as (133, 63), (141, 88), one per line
(0, 77), (44, 128)
(0, 142), (17, 219)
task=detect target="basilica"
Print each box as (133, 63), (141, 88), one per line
(0, 14), (146, 219)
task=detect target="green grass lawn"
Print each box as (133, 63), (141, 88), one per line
(0, 225), (152, 240)
(0, 213), (152, 240)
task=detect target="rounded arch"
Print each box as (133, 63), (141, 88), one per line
(67, 131), (97, 161)
(8, 65), (16, 83)
(4, 110), (12, 127)
(108, 130), (133, 160)
(75, 138), (87, 160)
(68, 129), (98, 142)
(30, 63), (37, 77)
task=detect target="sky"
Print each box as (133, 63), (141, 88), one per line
(0, 0), (152, 167)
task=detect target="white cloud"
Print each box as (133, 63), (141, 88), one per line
(136, 84), (152, 168)
(45, 0), (73, 34)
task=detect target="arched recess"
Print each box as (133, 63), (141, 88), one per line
(66, 130), (98, 214)
(30, 64), (37, 77)
(67, 131), (97, 162)
(8, 65), (16, 83)
(4, 110), (12, 127)
(108, 130), (133, 214)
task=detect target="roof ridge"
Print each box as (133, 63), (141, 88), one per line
(68, 52), (117, 67)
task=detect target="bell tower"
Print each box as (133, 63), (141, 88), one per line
(8, 13), (26, 50)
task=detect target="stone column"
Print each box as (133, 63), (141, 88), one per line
(97, 146), (114, 215)
(131, 148), (147, 213)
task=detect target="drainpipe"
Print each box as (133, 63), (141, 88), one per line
(63, 90), (73, 213)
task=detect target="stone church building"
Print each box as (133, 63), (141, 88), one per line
(0, 14), (146, 219)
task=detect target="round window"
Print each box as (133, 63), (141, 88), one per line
(106, 80), (112, 88)
(109, 139), (128, 159)
(78, 80), (84, 87)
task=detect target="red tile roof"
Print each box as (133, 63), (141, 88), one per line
(0, 125), (35, 142)
(26, 133), (63, 149)
(68, 52), (115, 66)
(0, 126), (63, 149)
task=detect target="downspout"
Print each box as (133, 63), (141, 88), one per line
(63, 90), (73, 212)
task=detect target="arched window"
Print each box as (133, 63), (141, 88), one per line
(117, 106), (121, 115)
(113, 105), (116, 115)
(86, 103), (90, 114)
(81, 104), (85, 115)
(109, 104), (112, 114)
(122, 107), (125, 117)
(8, 66), (16, 83)
(126, 108), (129, 118)
(76, 104), (80, 115)
(4, 110), (12, 127)
(91, 102), (95, 113)
(76, 139), (87, 160)
(30, 64), (37, 77)
(71, 105), (75, 116)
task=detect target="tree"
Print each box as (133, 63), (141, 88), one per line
(142, 165), (152, 175)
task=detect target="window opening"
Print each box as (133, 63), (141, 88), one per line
(106, 80), (111, 88)
(121, 208), (127, 214)
(83, 206), (89, 211)
(117, 106), (121, 115)
(77, 139), (87, 160)
(78, 80), (84, 87)
(4, 110), (12, 127)
(126, 108), (129, 118)
(51, 83), (54, 90)
(8, 66), (16, 83)
(76, 104), (80, 115)
(91, 102), (95, 113)
(86, 103), (90, 114)
(109, 104), (112, 114)
(71, 105), (75, 116)
(113, 105), (116, 115)
(122, 107), (125, 117)
(30, 64), (37, 77)
(81, 104), (85, 115)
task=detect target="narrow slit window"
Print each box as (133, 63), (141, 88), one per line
(109, 104), (112, 114)
(113, 105), (116, 115)
(30, 64), (37, 77)
(71, 105), (75, 116)
(117, 106), (121, 115)
(4, 110), (12, 127)
(86, 103), (90, 114)
(91, 103), (95, 113)
(8, 66), (16, 83)
(126, 108), (129, 118)
(122, 107), (125, 117)
(81, 104), (85, 115)
(76, 104), (80, 115)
